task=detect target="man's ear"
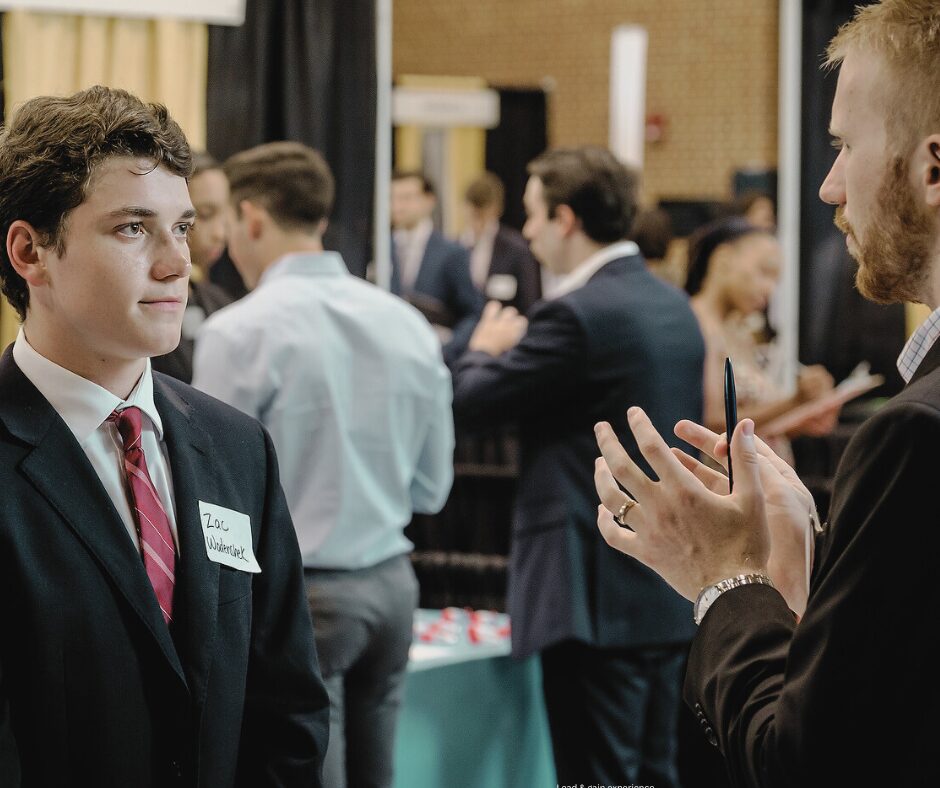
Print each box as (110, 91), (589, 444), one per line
(554, 204), (580, 237)
(239, 199), (267, 240)
(6, 220), (49, 288)
(919, 135), (940, 208)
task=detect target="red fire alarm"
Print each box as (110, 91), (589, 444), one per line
(646, 113), (667, 143)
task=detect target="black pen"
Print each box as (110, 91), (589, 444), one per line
(724, 357), (738, 492)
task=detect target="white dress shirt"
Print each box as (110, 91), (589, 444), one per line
(193, 251), (455, 569)
(897, 305), (940, 382)
(12, 328), (179, 553)
(464, 219), (500, 289)
(393, 217), (434, 291)
(546, 240), (640, 300)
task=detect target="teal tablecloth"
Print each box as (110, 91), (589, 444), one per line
(393, 621), (556, 787)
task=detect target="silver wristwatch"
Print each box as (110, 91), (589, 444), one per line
(693, 573), (775, 625)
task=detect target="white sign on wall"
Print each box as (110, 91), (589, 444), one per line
(392, 87), (500, 129)
(0, 0), (245, 25)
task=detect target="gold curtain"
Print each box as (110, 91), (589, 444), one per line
(1, 9), (208, 347)
(906, 302), (932, 338)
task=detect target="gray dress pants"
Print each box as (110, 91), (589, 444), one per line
(305, 554), (418, 788)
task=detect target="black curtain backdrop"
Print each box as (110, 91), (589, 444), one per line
(799, 0), (905, 392)
(798, 0), (875, 357)
(485, 88), (548, 232)
(206, 0), (377, 277)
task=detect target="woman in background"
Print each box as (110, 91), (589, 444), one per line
(685, 217), (838, 452)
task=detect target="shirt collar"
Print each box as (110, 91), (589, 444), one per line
(546, 240), (640, 300)
(12, 327), (164, 444)
(462, 219), (499, 248)
(394, 217), (433, 246)
(257, 251), (349, 288)
(897, 305), (940, 383)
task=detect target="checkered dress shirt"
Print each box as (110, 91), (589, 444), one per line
(897, 305), (940, 383)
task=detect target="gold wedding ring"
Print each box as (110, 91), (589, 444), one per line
(614, 497), (637, 527)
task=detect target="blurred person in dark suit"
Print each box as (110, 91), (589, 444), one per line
(184, 153), (249, 302)
(595, 2), (940, 785)
(151, 152), (233, 382)
(390, 170), (482, 364)
(461, 171), (542, 314)
(452, 146), (704, 787)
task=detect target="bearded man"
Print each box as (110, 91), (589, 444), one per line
(593, 1), (940, 785)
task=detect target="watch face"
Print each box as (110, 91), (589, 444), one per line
(694, 587), (722, 625)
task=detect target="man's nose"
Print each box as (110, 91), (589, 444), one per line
(819, 151), (845, 206)
(153, 232), (192, 279)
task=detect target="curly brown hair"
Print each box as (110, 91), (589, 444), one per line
(0, 85), (192, 320)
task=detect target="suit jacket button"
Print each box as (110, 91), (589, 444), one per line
(706, 728), (718, 747)
(169, 760), (182, 779)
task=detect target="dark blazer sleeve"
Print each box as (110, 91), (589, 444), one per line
(236, 427), (330, 787)
(443, 244), (485, 366)
(684, 400), (940, 787)
(451, 298), (585, 429)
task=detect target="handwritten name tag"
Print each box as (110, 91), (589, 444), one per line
(199, 500), (262, 573)
(486, 274), (518, 301)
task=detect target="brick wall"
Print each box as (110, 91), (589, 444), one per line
(393, 0), (779, 203)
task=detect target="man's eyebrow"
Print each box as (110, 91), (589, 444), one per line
(107, 206), (157, 218)
(107, 206), (197, 220)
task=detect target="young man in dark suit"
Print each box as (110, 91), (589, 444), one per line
(595, 1), (940, 784)
(461, 171), (542, 314)
(390, 170), (483, 363)
(451, 146), (705, 787)
(0, 86), (329, 787)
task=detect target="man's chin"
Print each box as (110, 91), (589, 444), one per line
(147, 328), (184, 359)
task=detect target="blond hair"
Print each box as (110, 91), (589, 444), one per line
(826, 0), (940, 153)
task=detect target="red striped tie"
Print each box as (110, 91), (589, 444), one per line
(109, 407), (176, 625)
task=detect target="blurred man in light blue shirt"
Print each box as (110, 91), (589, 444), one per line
(193, 142), (454, 788)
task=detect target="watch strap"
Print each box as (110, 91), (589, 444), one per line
(694, 573), (775, 625)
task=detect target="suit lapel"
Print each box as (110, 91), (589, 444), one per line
(152, 376), (220, 705)
(389, 241), (403, 295)
(0, 349), (188, 687)
(489, 230), (511, 277)
(412, 231), (439, 295)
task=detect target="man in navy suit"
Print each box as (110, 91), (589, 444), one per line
(390, 170), (482, 363)
(461, 171), (542, 314)
(451, 146), (705, 786)
(0, 86), (328, 787)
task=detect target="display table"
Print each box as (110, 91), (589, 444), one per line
(393, 611), (556, 788)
